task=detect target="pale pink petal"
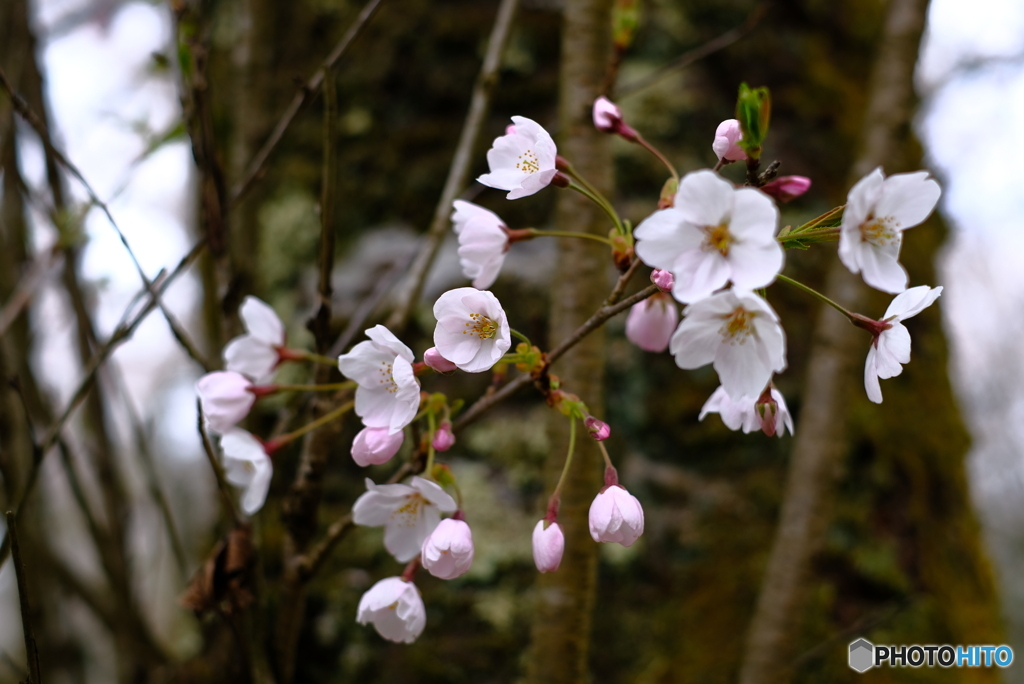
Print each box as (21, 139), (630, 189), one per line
(673, 169), (734, 228)
(716, 335), (772, 399)
(845, 167), (885, 228)
(365, 325), (415, 363)
(858, 239), (908, 294)
(532, 521), (565, 573)
(224, 334), (279, 383)
(633, 209), (701, 271)
(411, 476), (457, 512)
(671, 249), (731, 303)
(239, 296), (285, 346)
(876, 323), (911, 377)
(875, 171), (941, 230)
(728, 188), (779, 241)
(728, 239), (784, 292)
(884, 285), (942, 321)
(864, 347), (884, 404)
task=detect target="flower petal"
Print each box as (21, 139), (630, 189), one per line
(239, 296), (285, 346)
(875, 171), (941, 230)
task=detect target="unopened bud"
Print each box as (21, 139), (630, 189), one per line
(658, 177), (678, 209)
(650, 269), (674, 292)
(755, 390), (778, 437)
(423, 347), (458, 373)
(584, 416), (611, 441)
(551, 171), (571, 188)
(432, 421), (455, 452)
(761, 175), (811, 203)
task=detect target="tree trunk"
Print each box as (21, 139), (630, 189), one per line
(525, 0), (613, 682)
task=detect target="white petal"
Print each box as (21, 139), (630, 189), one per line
(875, 172), (941, 230)
(385, 503), (440, 562)
(884, 285), (942, 321)
(669, 315), (720, 370)
(633, 209), (701, 271)
(224, 335), (279, 384)
(673, 170), (733, 227)
(864, 346), (884, 404)
(365, 325), (415, 364)
(671, 249), (731, 304)
(728, 239), (784, 291)
(715, 336), (772, 399)
(875, 324), (911, 376)
(239, 296), (285, 346)
(411, 476), (457, 512)
(337, 340), (393, 386)
(728, 188), (779, 241)
(845, 167), (884, 227)
(240, 457), (273, 514)
(857, 238), (908, 294)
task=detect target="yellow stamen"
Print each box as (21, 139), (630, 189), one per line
(719, 306), (755, 344)
(702, 222), (733, 256)
(462, 312), (498, 340)
(516, 150), (540, 174)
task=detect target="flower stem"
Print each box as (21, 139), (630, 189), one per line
(283, 349), (338, 366)
(778, 226), (840, 243)
(596, 439), (614, 470)
(265, 400), (354, 452)
(425, 410), (437, 480)
(509, 327), (533, 346)
(788, 205), (845, 234)
(775, 274), (855, 320)
(265, 381), (355, 393)
(528, 228), (614, 246)
(566, 179), (623, 234)
(635, 134), (678, 181)
(551, 417), (578, 501)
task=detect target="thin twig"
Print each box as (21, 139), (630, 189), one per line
(6, 511), (42, 683)
(617, 3), (768, 99)
(0, 66), (211, 372)
(385, 0), (521, 331)
(0, 248), (60, 337)
(229, 0), (386, 205)
(196, 402), (243, 527)
(0, 240), (206, 569)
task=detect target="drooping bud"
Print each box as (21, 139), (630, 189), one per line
(755, 388), (778, 437)
(532, 520), (565, 573)
(421, 518), (474, 580)
(432, 421), (456, 452)
(589, 484), (644, 547)
(196, 371), (256, 434)
(584, 415), (611, 441)
(625, 293), (678, 353)
(352, 426), (405, 466)
(761, 175), (811, 203)
(423, 347), (458, 373)
(650, 269), (674, 292)
(592, 96), (638, 142)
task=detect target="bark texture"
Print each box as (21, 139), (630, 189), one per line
(525, 0), (613, 682)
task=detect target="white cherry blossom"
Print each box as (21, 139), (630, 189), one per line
(224, 296), (286, 383)
(699, 386), (794, 437)
(338, 325), (420, 434)
(838, 168), (941, 294)
(352, 476), (458, 562)
(196, 371), (255, 434)
(634, 169), (783, 303)
(421, 518), (474, 580)
(451, 200), (508, 289)
(220, 428), (273, 515)
(863, 285), (942, 403)
(477, 116), (558, 200)
(356, 577), (426, 643)
(432, 288), (511, 373)
(670, 289), (786, 399)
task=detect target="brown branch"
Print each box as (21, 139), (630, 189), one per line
(5, 511), (42, 683)
(196, 402), (244, 527)
(385, 0), (521, 332)
(229, 0), (386, 205)
(0, 248), (60, 337)
(617, 3), (768, 99)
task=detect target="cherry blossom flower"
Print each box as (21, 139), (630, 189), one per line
(670, 289), (786, 399)
(224, 296), (286, 383)
(423, 347), (458, 373)
(862, 285), (943, 403)
(356, 577), (426, 643)
(352, 476), (458, 562)
(338, 325), (420, 434)
(625, 292), (678, 353)
(432, 288), (511, 373)
(650, 268), (674, 292)
(589, 485), (644, 547)
(451, 200), (509, 289)
(421, 518), (474, 580)
(532, 520), (565, 573)
(351, 427), (404, 467)
(477, 116), (558, 200)
(838, 168), (941, 294)
(196, 371), (255, 434)
(699, 386), (794, 437)
(712, 119), (747, 162)
(761, 175), (811, 203)
(220, 428), (273, 515)
(634, 169), (783, 303)
(432, 422), (455, 452)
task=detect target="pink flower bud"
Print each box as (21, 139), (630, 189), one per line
(532, 520), (565, 573)
(625, 293), (678, 353)
(196, 371), (256, 434)
(589, 485), (644, 547)
(650, 268), (674, 292)
(712, 119), (747, 162)
(423, 347), (458, 373)
(432, 421), (456, 452)
(584, 416), (611, 441)
(761, 175), (811, 203)
(755, 388), (794, 438)
(421, 518), (475, 580)
(592, 96), (638, 141)
(351, 426), (404, 467)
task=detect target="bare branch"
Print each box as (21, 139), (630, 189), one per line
(196, 401), (243, 527)
(229, 0), (386, 205)
(5, 511), (42, 683)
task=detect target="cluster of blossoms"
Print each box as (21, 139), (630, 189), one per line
(191, 84), (944, 645)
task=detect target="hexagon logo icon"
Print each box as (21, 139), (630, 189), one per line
(849, 638), (874, 673)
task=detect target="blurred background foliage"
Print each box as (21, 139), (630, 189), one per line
(0, 0), (1006, 681)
